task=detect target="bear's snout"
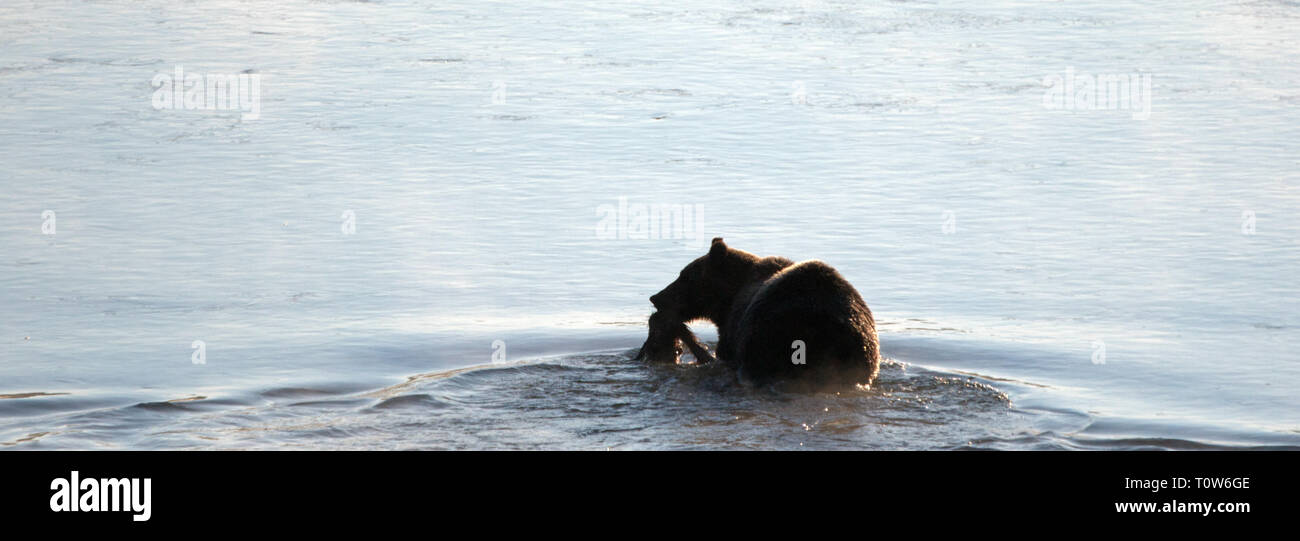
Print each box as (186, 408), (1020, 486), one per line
(650, 291), (675, 310)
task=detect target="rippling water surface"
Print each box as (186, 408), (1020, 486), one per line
(1, 0), (1298, 449)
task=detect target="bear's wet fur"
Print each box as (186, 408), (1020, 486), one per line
(638, 238), (880, 388)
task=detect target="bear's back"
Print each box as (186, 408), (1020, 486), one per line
(746, 260), (866, 319)
(730, 260), (879, 386)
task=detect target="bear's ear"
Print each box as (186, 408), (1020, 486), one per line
(708, 237), (727, 261)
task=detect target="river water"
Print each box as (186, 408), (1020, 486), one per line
(1, 0), (1297, 449)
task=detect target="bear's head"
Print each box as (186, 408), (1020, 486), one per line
(649, 237), (748, 323)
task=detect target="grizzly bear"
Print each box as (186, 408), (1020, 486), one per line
(636, 238), (880, 388)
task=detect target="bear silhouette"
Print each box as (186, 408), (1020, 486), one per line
(637, 238), (880, 388)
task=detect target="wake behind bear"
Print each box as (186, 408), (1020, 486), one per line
(635, 238), (880, 389)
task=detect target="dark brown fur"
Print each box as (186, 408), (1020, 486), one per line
(638, 238), (880, 388)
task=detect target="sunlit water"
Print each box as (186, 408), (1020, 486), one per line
(1, 0), (1298, 449)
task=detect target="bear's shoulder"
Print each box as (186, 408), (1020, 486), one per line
(750, 255), (795, 277)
